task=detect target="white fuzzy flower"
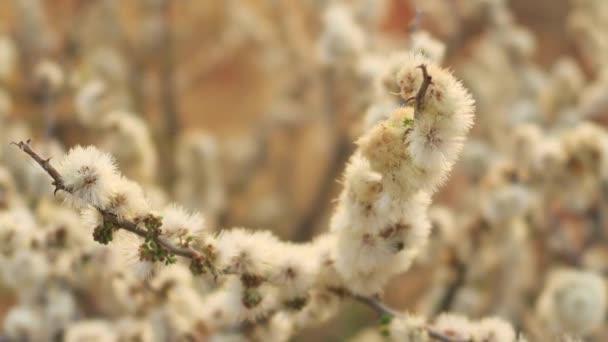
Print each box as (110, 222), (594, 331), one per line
(332, 186), (431, 295)
(3, 305), (44, 341)
(482, 184), (532, 224)
(268, 242), (320, 301)
(100, 111), (158, 184)
(112, 230), (158, 279)
(432, 313), (475, 341)
(410, 31), (446, 64)
(290, 289), (341, 329)
(214, 228), (280, 278)
(107, 176), (150, 220)
(472, 317), (517, 342)
(34, 59), (64, 91)
(249, 312), (294, 342)
(164, 285), (207, 335)
(201, 276), (279, 327)
(44, 287), (78, 336)
(116, 318), (155, 342)
(319, 3), (366, 65)
(311, 233), (343, 289)
(0, 211), (35, 256)
(397, 55), (475, 177)
(74, 79), (106, 125)
(56, 145), (120, 208)
(64, 320), (117, 342)
(80, 207), (103, 232)
(160, 204), (205, 239)
(327, 56), (475, 294)
(537, 268), (607, 336)
(387, 313), (430, 342)
(2, 250), (49, 292)
(175, 132), (225, 227)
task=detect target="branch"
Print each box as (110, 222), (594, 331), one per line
(11, 140), (203, 263)
(333, 289), (470, 342)
(11, 140), (65, 194)
(415, 64), (433, 114)
(433, 251), (467, 315)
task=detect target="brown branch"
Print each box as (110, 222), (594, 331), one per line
(331, 289), (470, 342)
(433, 251), (467, 315)
(11, 140), (202, 263)
(11, 140), (66, 194)
(415, 64), (433, 115)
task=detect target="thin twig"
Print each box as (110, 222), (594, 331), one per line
(11, 140), (65, 194)
(415, 64), (433, 115)
(433, 252), (467, 315)
(158, 1), (180, 188)
(332, 288), (470, 342)
(11, 140), (202, 263)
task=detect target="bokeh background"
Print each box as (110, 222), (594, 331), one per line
(1, 0), (607, 341)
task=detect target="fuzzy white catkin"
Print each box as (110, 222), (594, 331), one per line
(268, 242), (320, 300)
(74, 79), (106, 125)
(34, 59), (64, 91)
(432, 313), (475, 341)
(3, 305), (44, 341)
(214, 228), (281, 278)
(249, 312), (294, 342)
(106, 176), (150, 220)
(472, 317), (517, 342)
(330, 53), (475, 295)
(174, 132), (226, 227)
(200, 276), (279, 326)
(409, 31), (446, 64)
(318, 3), (366, 65)
(537, 268), (607, 336)
(63, 320), (118, 342)
(56, 145), (120, 209)
(100, 111), (158, 184)
(395, 54), (475, 181)
(387, 313), (430, 342)
(159, 204), (206, 239)
(112, 229), (158, 279)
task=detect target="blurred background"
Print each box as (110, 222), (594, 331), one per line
(1, 0), (607, 341)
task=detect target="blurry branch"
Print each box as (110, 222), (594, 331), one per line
(40, 80), (56, 141)
(408, 8), (424, 34)
(291, 139), (349, 241)
(292, 69), (350, 242)
(433, 251), (467, 315)
(433, 217), (487, 315)
(158, 1), (181, 188)
(159, 1), (181, 137)
(337, 289), (470, 342)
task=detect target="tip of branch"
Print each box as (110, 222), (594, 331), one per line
(10, 139), (33, 150)
(415, 64), (433, 113)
